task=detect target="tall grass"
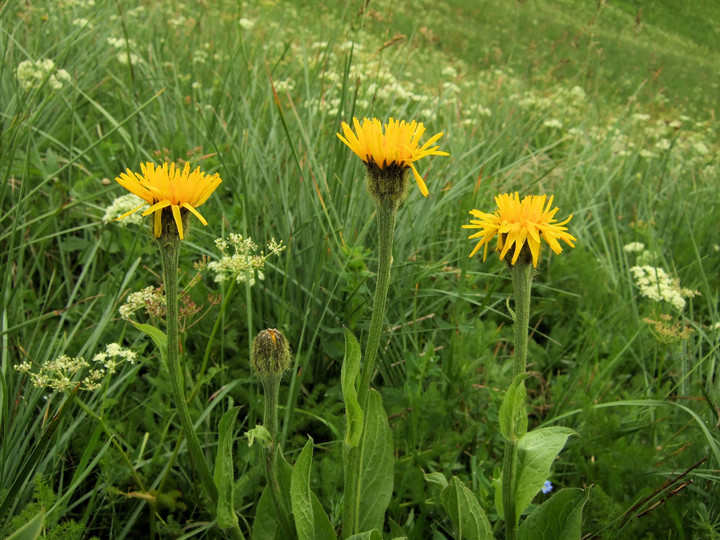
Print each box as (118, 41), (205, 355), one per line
(1, 0), (719, 537)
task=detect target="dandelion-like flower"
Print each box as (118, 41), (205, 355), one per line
(463, 192), (576, 267)
(114, 162), (222, 239)
(337, 117), (449, 198)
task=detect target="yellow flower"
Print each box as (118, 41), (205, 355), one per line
(337, 117), (449, 197)
(463, 192), (576, 267)
(115, 162), (222, 239)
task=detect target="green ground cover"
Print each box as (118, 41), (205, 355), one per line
(1, 0), (719, 538)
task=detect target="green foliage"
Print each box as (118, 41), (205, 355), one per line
(513, 427), (576, 526)
(1, 0), (718, 537)
(290, 437), (335, 540)
(499, 374), (530, 440)
(439, 477), (493, 539)
(214, 406), (240, 530)
(341, 329), (363, 447)
(517, 487), (590, 540)
(6, 510), (45, 540)
(354, 391), (394, 533)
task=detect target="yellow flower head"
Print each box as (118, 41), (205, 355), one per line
(337, 117), (449, 197)
(114, 162), (222, 240)
(463, 192), (576, 267)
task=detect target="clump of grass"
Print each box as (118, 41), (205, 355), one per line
(1, 0), (718, 537)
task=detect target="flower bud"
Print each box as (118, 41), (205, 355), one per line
(251, 329), (291, 376)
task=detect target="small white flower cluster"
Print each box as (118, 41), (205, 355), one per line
(72, 17), (92, 28)
(119, 286), (166, 319)
(102, 193), (145, 225)
(542, 118), (563, 129)
(630, 266), (700, 310)
(16, 59), (71, 91)
(238, 18), (255, 30)
(14, 343), (136, 392)
(59, 0), (95, 7)
(208, 234), (285, 286)
(623, 242), (646, 253)
(274, 78), (295, 93)
(107, 37), (141, 65)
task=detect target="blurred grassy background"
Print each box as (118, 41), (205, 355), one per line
(1, 0), (719, 538)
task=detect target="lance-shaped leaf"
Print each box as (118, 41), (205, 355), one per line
(342, 328), (364, 447)
(290, 437), (335, 540)
(514, 427), (576, 524)
(499, 373), (530, 440)
(517, 488), (590, 540)
(440, 476), (494, 539)
(214, 407), (240, 530)
(355, 390), (394, 532)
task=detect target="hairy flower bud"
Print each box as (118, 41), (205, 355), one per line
(251, 329), (291, 376)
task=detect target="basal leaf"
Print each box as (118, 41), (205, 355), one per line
(517, 488), (590, 540)
(6, 509), (45, 540)
(291, 437), (315, 539)
(356, 390), (394, 532)
(346, 530), (383, 540)
(514, 427), (576, 525)
(440, 476), (494, 540)
(214, 406), (240, 530)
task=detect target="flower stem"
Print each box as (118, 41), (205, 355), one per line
(502, 261), (534, 539)
(356, 200), (396, 411)
(261, 374), (295, 539)
(343, 200), (396, 538)
(160, 236), (245, 540)
(510, 262), (533, 378)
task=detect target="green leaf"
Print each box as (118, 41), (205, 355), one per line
(346, 531), (383, 540)
(517, 488), (590, 540)
(355, 390), (394, 532)
(514, 427), (576, 524)
(310, 491), (337, 540)
(423, 471), (449, 490)
(214, 407), (240, 530)
(291, 437), (315, 539)
(6, 509), (45, 540)
(252, 487), (281, 540)
(252, 450), (293, 539)
(341, 328), (364, 447)
(245, 424), (272, 448)
(493, 475), (503, 518)
(440, 476), (494, 540)
(290, 437), (335, 540)
(132, 321), (167, 362)
(499, 374), (530, 440)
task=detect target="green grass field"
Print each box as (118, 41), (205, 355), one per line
(1, 0), (719, 538)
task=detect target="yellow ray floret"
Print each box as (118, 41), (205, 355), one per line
(337, 117), (449, 197)
(462, 192), (576, 267)
(114, 162), (222, 239)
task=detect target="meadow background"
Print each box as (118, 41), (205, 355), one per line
(1, 0), (719, 538)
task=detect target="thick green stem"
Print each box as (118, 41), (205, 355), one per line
(510, 262), (533, 378)
(160, 237), (245, 540)
(502, 438), (519, 539)
(502, 261), (534, 539)
(356, 201), (396, 411)
(160, 237), (218, 504)
(261, 375), (295, 539)
(343, 200), (397, 538)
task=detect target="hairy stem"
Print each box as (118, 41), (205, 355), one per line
(502, 261), (534, 539)
(343, 200), (396, 537)
(262, 374), (295, 538)
(160, 236), (245, 540)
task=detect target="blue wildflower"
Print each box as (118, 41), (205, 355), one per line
(541, 480), (553, 494)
